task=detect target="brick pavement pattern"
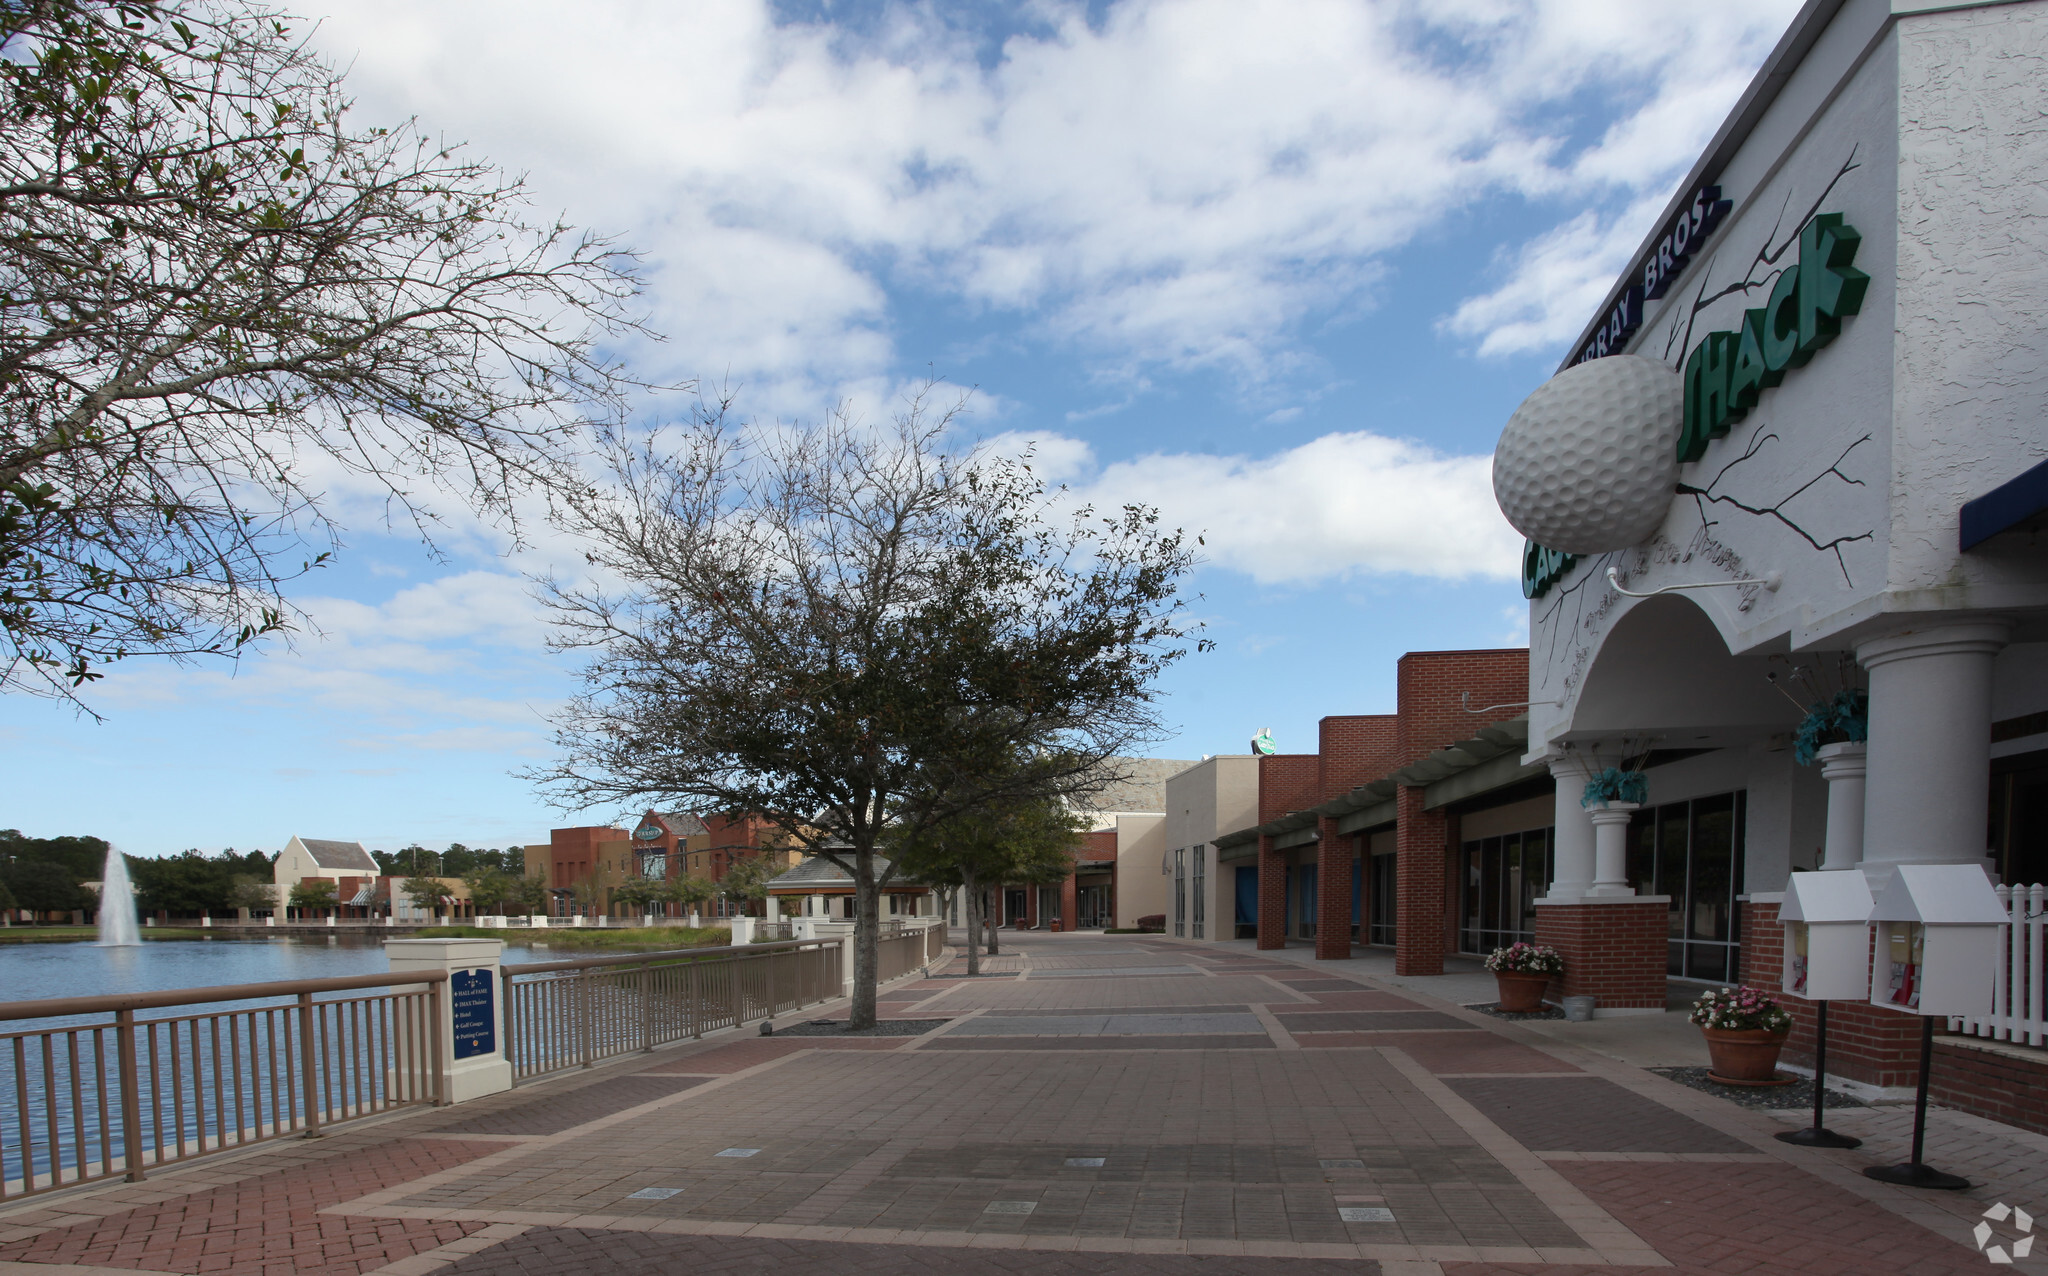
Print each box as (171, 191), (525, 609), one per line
(0, 1134), (498, 1275)
(0, 929), (2023, 1276)
(438, 1227), (1389, 1274)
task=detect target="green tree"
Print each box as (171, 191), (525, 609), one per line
(667, 874), (717, 917)
(127, 849), (237, 915)
(1, 859), (79, 914)
(531, 391), (1204, 1028)
(717, 855), (781, 916)
(505, 872), (549, 917)
(611, 878), (667, 918)
(399, 876), (445, 917)
(287, 878), (337, 915)
(893, 781), (1084, 975)
(0, 0), (659, 708)
(0, 829), (108, 878)
(462, 867), (510, 915)
(226, 875), (276, 916)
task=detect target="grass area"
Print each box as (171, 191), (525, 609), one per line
(0, 925), (215, 944)
(411, 925), (734, 951)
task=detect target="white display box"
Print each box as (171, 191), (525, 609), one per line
(1866, 864), (2008, 1019)
(1779, 871), (1872, 1001)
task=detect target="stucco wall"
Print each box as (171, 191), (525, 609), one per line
(1113, 813), (1167, 927)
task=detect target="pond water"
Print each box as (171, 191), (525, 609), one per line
(0, 936), (555, 1008)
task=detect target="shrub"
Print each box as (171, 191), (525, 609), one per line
(1135, 914), (1165, 932)
(1688, 985), (1792, 1033)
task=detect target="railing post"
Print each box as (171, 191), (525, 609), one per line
(578, 969), (593, 1069)
(114, 1009), (146, 1182)
(384, 939), (509, 1104)
(429, 979), (447, 1106)
(297, 992), (322, 1139)
(730, 949), (743, 1027)
(690, 959), (702, 1039)
(640, 962), (654, 1053)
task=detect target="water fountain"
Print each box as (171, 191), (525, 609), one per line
(96, 846), (141, 947)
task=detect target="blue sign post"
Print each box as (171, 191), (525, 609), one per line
(450, 968), (497, 1060)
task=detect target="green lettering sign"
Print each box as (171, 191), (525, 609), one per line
(1676, 212), (1866, 463)
(1522, 541), (1580, 599)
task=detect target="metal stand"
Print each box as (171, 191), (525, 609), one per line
(1776, 1000), (1861, 1149)
(1862, 1016), (1968, 1189)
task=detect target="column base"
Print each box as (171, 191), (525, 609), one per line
(1534, 897), (1670, 1011)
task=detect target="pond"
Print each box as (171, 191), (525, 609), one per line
(0, 936), (557, 1008)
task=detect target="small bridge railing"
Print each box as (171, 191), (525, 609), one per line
(499, 938), (841, 1082)
(0, 972), (445, 1201)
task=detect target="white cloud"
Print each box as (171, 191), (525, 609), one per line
(1437, 199), (1656, 357)
(1002, 429), (1519, 585)
(299, 0), (1801, 396)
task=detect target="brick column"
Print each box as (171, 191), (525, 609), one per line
(1394, 786), (1446, 976)
(1315, 818), (1351, 960)
(1024, 886), (1038, 929)
(1533, 897), (1667, 1010)
(1060, 873), (1077, 931)
(1257, 835), (1286, 950)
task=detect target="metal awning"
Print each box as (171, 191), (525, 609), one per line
(346, 885), (375, 906)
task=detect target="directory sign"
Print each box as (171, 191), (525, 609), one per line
(451, 968), (497, 1059)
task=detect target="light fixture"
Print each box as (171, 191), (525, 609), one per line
(1607, 566), (1782, 598)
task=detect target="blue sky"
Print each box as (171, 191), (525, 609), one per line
(0, 0), (1803, 858)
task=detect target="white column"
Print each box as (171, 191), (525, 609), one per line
(1816, 741), (1868, 871)
(1856, 620), (2009, 871)
(1542, 754), (1597, 901)
(1586, 803), (1639, 896)
(385, 937), (513, 1104)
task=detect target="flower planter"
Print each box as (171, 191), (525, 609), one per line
(1494, 971), (1552, 1013)
(1702, 1027), (1790, 1083)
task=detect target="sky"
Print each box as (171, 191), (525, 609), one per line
(0, 0), (1806, 859)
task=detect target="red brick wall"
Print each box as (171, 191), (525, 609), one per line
(1318, 715), (1398, 801)
(1929, 1040), (2048, 1137)
(1395, 649), (1530, 765)
(1077, 830), (1117, 863)
(1316, 816), (1351, 960)
(1258, 754), (1322, 823)
(1060, 875), (1078, 931)
(1395, 786), (1447, 975)
(1741, 900), (1931, 1090)
(1741, 900), (2048, 1128)
(1257, 835), (1286, 950)
(1535, 901), (1667, 1008)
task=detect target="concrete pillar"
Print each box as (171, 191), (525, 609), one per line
(1543, 754), (1596, 901)
(1586, 803), (1639, 897)
(1315, 818), (1351, 960)
(1816, 741), (1868, 871)
(731, 915), (754, 945)
(385, 938), (513, 1104)
(1856, 620), (2009, 873)
(1256, 836), (1286, 949)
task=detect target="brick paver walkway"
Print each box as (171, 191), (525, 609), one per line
(0, 931), (2037, 1276)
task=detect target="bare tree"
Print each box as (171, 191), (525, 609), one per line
(1, 0), (660, 706)
(530, 389), (1205, 1027)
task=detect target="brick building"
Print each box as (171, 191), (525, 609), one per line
(526, 811), (800, 919)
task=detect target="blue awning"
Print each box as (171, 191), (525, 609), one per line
(1960, 457), (2048, 551)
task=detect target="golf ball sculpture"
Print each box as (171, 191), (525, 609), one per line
(1492, 354), (1684, 554)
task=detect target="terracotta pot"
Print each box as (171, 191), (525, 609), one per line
(1701, 1027), (1789, 1081)
(1494, 971), (1552, 1013)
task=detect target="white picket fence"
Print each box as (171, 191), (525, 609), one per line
(1950, 883), (2047, 1048)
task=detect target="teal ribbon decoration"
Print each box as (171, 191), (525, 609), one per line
(1581, 767), (1648, 808)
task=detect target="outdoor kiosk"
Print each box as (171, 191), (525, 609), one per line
(1777, 870), (1873, 1148)
(1862, 864), (2009, 1189)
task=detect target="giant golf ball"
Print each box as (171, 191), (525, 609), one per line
(1492, 354), (1682, 554)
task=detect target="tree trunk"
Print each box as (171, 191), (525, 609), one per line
(962, 870), (981, 978)
(848, 850), (881, 1031)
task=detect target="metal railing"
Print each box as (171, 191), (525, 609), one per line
(499, 939), (841, 1082)
(878, 922), (946, 982)
(0, 972), (445, 1201)
(1951, 882), (2046, 1048)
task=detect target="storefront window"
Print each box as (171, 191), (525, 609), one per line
(1172, 849), (1186, 937)
(1458, 828), (1552, 955)
(1190, 846), (1206, 939)
(1368, 849), (1396, 947)
(1990, 751), (2048, 887)
(1630, 791), (1746, 981)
